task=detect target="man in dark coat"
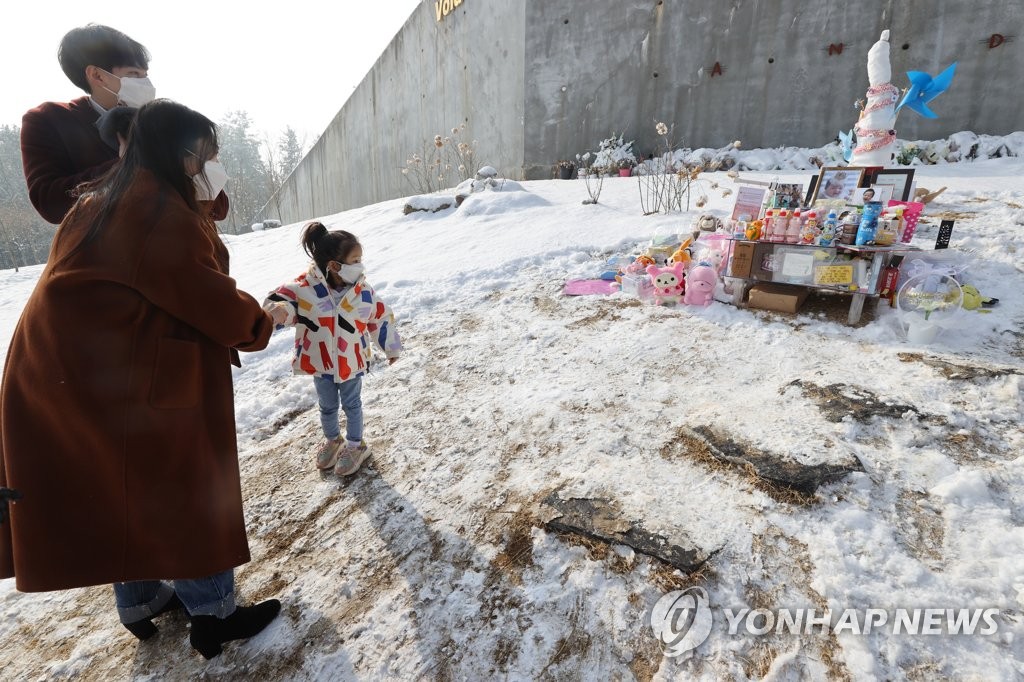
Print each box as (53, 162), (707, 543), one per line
(20, 24), (228, 224)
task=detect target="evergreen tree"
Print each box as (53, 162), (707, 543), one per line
(277, 126), (304, 180)
(217, 111), (270, 234)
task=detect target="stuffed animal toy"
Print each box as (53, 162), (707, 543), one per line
(696, 214), (722, 232)
(960, 284), (998, 310)
(683, 263), (717, 306)
(646, 262), (686, 305)
(670, 237), (694, 265)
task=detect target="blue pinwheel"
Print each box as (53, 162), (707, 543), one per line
(838, 129), (854, 162)
(896, 62), (957, 119)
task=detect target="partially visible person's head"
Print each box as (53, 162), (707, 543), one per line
(301, 222), (362, 282)
(58, 24), (151, 105)
(58, 99), (220, 267)
(862, 188), (875, 201)
(96, 106), (137, 156)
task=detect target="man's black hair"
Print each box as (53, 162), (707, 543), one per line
(58, 24), (150, 93)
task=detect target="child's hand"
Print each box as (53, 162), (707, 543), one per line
(269, 303), (290, 326)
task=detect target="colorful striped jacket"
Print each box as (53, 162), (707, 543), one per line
(263, 264), (402, 383)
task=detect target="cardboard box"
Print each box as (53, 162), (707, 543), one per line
(747, 283), (809, 314)
(729, 241), (755, 278)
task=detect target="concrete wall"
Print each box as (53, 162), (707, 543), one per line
(263, 0), (526, 224)
(524, 0), (1023, 177)
(267, 0), (1023, 220)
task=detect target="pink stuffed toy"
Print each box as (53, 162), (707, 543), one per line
(646, 262), (686, 305)
(683, 263), (717, 306)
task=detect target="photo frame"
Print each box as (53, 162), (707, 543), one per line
(803, 175), (818, 206)
(768, 183), (805, 210)
(872, 169), (916, 202)
(852, 184), (895, 206)
(811, 166), (866, 205)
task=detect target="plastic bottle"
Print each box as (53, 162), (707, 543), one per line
(800, 211), (819, 244)
(819, 210), (838, 246)
(785, 209), (802, 243)
(855, 201), (883, 246)
(734, 214), (750, 239)
(762, 209), (774, 241)
(774, 209), (789, 243)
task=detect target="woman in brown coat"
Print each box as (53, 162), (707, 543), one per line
(0, 99), (286, 659)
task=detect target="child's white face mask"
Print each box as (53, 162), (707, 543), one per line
(337, 263), (365, 283)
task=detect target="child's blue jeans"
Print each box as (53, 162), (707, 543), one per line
(113, 569), (235, 623)
(313, 375), (363, 442)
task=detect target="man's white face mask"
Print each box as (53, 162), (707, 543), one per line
(99, 69), (156, 108)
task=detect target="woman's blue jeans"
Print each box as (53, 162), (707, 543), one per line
(112, 569), (235, 623)
(313, 375), (363, 442)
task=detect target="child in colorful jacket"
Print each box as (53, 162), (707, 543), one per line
(264, 222), (402, 476)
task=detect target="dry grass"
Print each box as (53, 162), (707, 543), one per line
(660, 427), (818, 506)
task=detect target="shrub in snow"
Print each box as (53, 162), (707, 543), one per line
(403, 194), (454, 215)
(401, 123), (478, 194)
(591, 132), (637, 173)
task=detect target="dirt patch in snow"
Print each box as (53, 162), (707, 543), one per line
(897, 352), (1023, 380)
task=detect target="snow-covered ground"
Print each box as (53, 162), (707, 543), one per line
(1, 159), (1023, 680)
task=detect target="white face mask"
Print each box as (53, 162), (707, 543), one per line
(338, 263), (365, 284)
(100, 70), (156, 108)
(193, 160), (229, 201)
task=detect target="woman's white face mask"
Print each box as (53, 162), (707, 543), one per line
(193, 160), (230, 201)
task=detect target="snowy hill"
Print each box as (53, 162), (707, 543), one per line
(1, 160), (1023, 679)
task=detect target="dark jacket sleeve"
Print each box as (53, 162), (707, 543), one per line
(133, 211), (274, 353)
(21, 107), (117, 224)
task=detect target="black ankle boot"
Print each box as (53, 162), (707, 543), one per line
(123, 592), (185, 641)
(189, 599), (282, 659)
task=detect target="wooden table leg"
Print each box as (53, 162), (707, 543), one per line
(848, 292), (867, 325)
(731, 279), (750, 306)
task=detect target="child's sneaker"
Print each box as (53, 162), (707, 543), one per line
(315, 437), (345, 470)
(334, 441), (370, 476)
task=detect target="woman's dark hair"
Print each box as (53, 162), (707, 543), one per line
(58, 24), (150, 93)
(301, 222), (360, 275)
(55, 99), (218, 267)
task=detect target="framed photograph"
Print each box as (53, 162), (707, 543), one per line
(811, 166), (866, 204)
(872, 169), (916, 202)
(769, 183), (805, 210)
(852, 184), (895, 206)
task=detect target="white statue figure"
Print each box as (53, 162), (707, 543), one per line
(850, 31), (900, 167)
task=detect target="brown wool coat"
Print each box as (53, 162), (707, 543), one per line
(21, 96), (228, 224)
(0, 169), (273, 592)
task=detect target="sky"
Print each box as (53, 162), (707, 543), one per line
(2, 0), (423, 144)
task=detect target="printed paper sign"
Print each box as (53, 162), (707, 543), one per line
(780, 253), (815, 278)
(814, 265), (854, 285)
(731, 186), (767, 221)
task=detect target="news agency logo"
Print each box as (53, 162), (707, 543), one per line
(650, 587), (713, 657)
(651, 591), (1001, 657)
